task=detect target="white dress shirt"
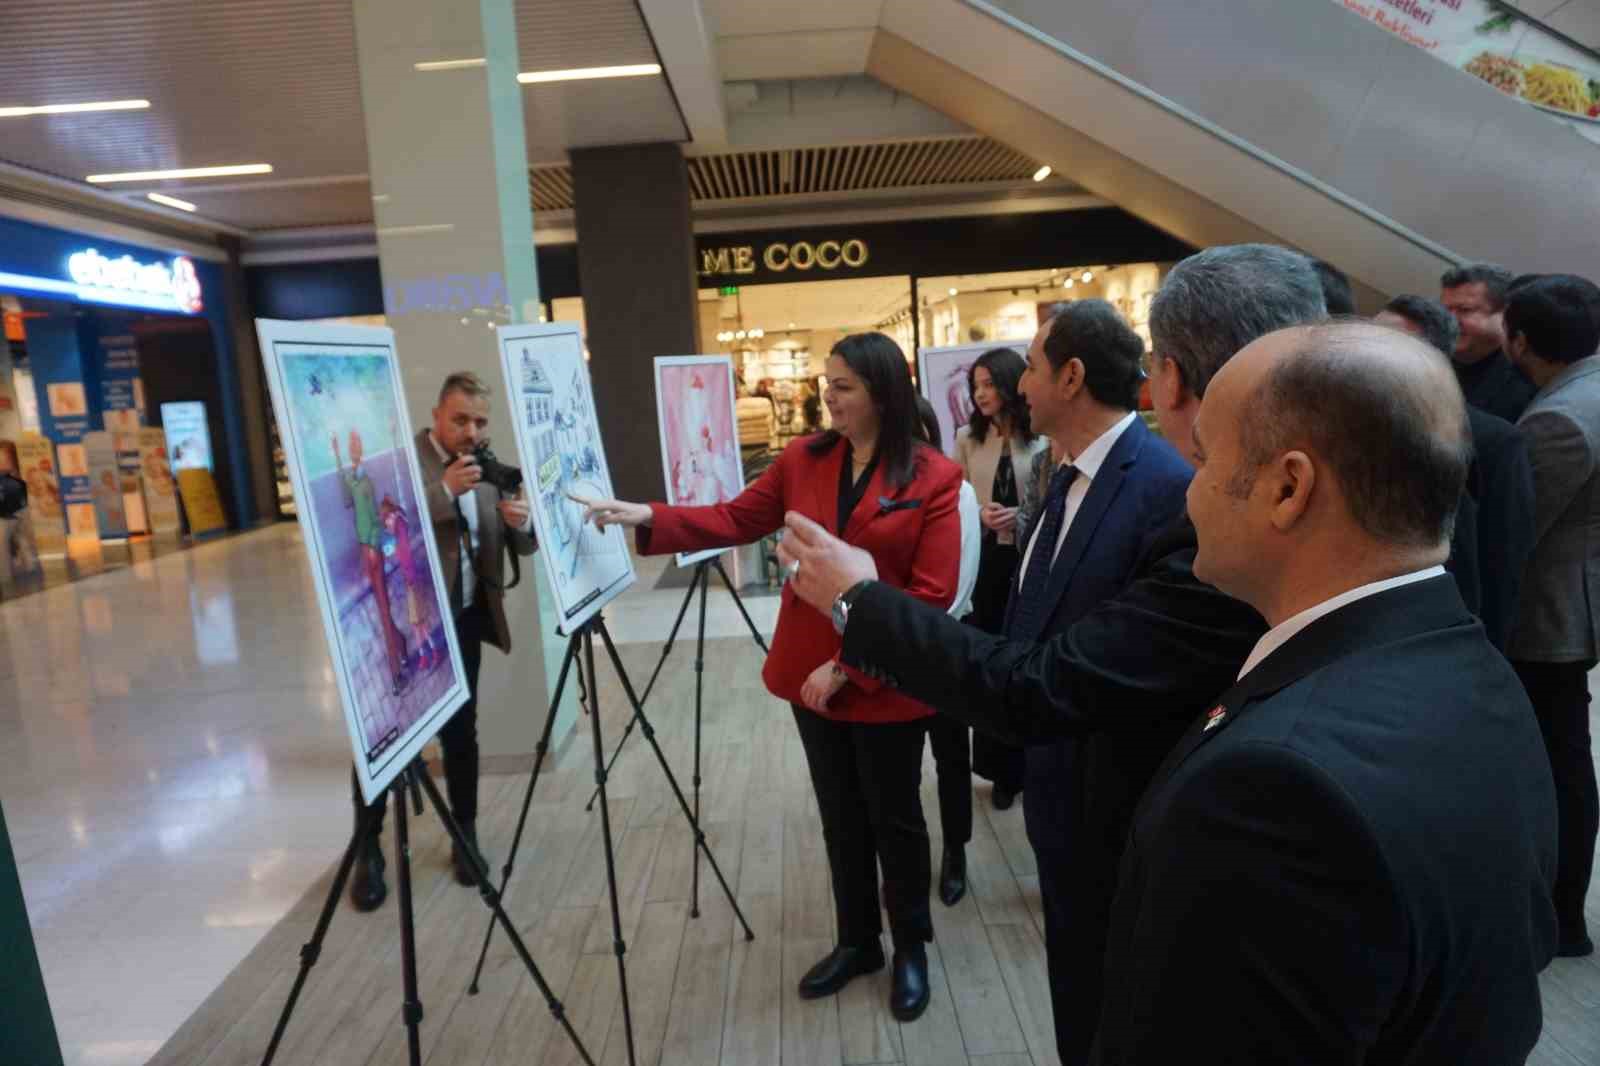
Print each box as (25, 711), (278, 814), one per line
(949, 480), (982, 619)
(1017, 411), (1139, 579)
(1236, 565), (1448, 680)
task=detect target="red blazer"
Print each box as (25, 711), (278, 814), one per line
(637, 435), (963, 724)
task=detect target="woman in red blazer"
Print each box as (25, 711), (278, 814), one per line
(582, 333), (962, 1022)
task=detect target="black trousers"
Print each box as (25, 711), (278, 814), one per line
(791, 704), (933, 948)
(353, 602), (491, 837)
(1513, 658), (1598, 938)
(970, 539), (1025, 793)
(1035, 843), (1116, 1066)
(926, 715), (972, 846)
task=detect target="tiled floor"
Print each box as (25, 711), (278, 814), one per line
(1, 523), (776, 1066)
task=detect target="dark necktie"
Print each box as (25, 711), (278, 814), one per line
(1009, 464), (1079, 642)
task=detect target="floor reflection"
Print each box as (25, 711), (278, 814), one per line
(0, 529), (254, 605)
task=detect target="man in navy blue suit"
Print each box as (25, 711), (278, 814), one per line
(1003, 299), (1191, 1063)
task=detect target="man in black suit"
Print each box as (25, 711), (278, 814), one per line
(1442, 263), (1538, 423)
(1375, 294), (1536, 650)
(777, 243), (1322, 1062)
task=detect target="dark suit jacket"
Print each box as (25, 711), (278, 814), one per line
(416, 429), (536, 653)
(1445, 407), (1535, 651)
(1455, 350), (1536, 424)
(1005, 418), (1192, 856)
(1094, 576), (1558, 1065)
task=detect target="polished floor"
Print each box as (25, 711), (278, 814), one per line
(3, 523), (1599, 1066)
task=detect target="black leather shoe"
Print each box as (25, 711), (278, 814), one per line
(452, 821), (485, 886)
(992, 786), (1017, 811)
(939, 846), (967, 907)
(890, 946), (930, 1021)
(797, 942), (885, 999)
(349, 833), (387, 912)
(1557, 932), (1594, 958)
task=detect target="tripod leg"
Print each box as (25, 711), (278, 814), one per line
(583, 626), (640, 1066)
(260, 807), (373, 1066)
(692, 560), (708, 918)
(594, 618), (756, 942)
(413, 759), (601, 1066)
(713, 557), (770, 653)
(394, 769), (424, 1066)
(584, 564), (701, 811)
(468, 632), (580, 995)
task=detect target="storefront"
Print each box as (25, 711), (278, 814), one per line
(247, 206), (1191, 476)
(0, 212), (252, 573)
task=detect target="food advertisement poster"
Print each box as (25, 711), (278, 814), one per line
(654, 355), (744, 567)
(1333, 0), (1600, 142)
(256, 318), (469, 804)
(140, 427), (181, 534)
(16, 433), (65, 555)
(497, 322), (635, 633)
(82, 431), (128, 538)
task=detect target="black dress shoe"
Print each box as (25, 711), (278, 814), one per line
(1557, 933), (1595, 958)
(890, 945), (930, 1021)
(452, 821), (485, 886)
(349, 833), (387, 912)
(797, 941), (886, 999)
(939, 845), (967, 907)
(992, 786), (1017, 811)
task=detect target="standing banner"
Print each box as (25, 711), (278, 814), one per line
(654, 355), (744, 567)
(256, 318), (469, 804)
(496, 322), (635, 633)
(916, 342), (999, 460)
(160, 400), (213, 473)
(16, 433), (65, 555)
(139, 427), (181, 535)
(81, 431), (128, 538)
(175, 468), (227, 537)
(1330, 0), (1600, 143)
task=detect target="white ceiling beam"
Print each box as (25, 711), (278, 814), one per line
(637, 0), (729, 150)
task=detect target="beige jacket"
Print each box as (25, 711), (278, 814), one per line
(953, 423), (1049, 546)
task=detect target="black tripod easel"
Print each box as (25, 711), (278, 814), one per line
(260, 755), (593, 1066)
(465, 610), (755, 1066)
(584, 553), (768, 917)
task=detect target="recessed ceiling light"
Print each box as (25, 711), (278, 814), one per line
(948, 287), (959, 296)
(86, 163), (273, 184)
(1081, 270), (1093, 283)
(517, 64), (661, 84)
(1032, 165), (1052, 182)
(0, 99), (149, 119)
(1064, 278), (1074, 289)
(414, 58), (487, 72)
(146, 192), (196, 212)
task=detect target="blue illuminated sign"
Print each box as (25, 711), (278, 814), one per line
(0, 246), (204, 314)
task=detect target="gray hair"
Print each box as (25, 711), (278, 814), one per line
(1233, 322), (1471, 550)
(438, 371), (491, 406)
(1149, 244), (1327, 398)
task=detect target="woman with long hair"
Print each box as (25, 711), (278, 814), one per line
(948, 348), (1048, 837)
(580, 333), (963, 1021)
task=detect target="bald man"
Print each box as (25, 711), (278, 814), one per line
(1091, 323), (1555, 1064)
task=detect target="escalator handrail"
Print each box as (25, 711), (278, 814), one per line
(1492, 1), (1600, 68)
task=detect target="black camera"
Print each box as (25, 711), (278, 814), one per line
(471, 442), (523, 495)
(0, 473), (26, 520)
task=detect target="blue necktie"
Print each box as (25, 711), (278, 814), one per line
(1010, 464), (1078, 641)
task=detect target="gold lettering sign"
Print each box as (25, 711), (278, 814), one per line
(699, 238), (870, 277)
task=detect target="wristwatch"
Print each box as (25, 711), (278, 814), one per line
(831, 579), (873, 635)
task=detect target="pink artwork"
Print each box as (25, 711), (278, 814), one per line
(659, 360), (742, 507)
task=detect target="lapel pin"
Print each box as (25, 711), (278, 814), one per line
(1203, 705), (1228, 732)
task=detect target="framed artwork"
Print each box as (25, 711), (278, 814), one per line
(916, 342), (1008, 459)
(256, 319), (469, 803)
(654, 355), (744, 567)
(496, 322), (635, 633)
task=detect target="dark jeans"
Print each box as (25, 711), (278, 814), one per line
(926, 715), (972, 846)
(791, 704), (933, 948)
(353, 602), (491, 837)
(971, 539), (1025, 793)
(1513, 658), (1598, 939)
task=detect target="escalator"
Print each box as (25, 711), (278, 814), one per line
(866, 0), (1600, 301)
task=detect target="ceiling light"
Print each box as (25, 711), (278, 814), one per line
(788, 322), (796, 329)
(146, 192), (196, 212)
(1032, 165), (1052, 182)
(518, 64), (661, 85)
(735, 330), (746, 339)
(0, 99), (151, 119)
(86, 163), (273, 184)
(1064, 278), (1074, 289)
(750, 328), (765, 339)
(948, 287), (958, 296)
(1081, 271), (1093, 283)
(414, 58), (487, 72)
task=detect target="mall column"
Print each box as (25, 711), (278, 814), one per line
(351, 0), (565, 761)
(571, 144), (701, 501)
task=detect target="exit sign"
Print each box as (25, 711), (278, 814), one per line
(718, 285), (739, 296)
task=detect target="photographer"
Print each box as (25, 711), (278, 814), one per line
(349, 371), (537, 912)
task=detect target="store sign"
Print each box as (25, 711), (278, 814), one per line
(698, 238), (869, 278)
(0, 247), (204, 314)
